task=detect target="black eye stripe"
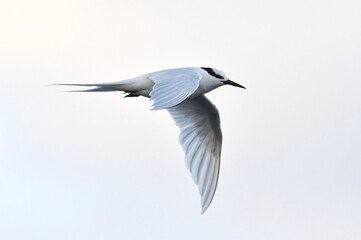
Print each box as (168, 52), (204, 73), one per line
(201, 67), (224, 79)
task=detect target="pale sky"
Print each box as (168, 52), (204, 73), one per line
(1, 0), (361, 239)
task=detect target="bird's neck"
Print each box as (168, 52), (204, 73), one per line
(196, 77), (222, 95)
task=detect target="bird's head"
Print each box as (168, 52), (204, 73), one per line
(201, 67), (246, 89)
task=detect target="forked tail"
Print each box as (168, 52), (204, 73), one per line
(50, 77), (153, 98)
(50, 82), (128, 92)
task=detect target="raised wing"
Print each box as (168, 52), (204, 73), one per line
(167, 95), (222, 213)
(148, 68), (201, 110)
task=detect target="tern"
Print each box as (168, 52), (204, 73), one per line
(56, 67), (245, 213)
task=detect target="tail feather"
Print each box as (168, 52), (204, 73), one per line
(49, 77), (153, 97)
(64, 87), (119, 92)
(49, 82), (128, 92)
(50, 82), (124, 87)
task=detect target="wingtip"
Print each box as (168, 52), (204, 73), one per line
(200, 198), (211, 214)
(200, 205), (208, 214)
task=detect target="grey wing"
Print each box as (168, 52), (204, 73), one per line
(149, 68), (201, 110)
(167, 95), (222, 213)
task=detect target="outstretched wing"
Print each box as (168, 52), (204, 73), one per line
(148, 68), (201, 110)
(167, 95), (222, 213)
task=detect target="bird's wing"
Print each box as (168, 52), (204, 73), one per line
(167, 95), (222, 213)
(148, 68), (201, 110)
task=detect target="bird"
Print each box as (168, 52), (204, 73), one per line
(55, 67), (245, 213)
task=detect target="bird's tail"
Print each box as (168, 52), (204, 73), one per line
(50, 77), (153, 98)
(49, 81), (130, 92)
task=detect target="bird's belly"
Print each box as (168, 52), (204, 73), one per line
(130, 77), (155, 98)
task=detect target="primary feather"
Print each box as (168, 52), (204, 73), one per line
(168, 95), (222, 213)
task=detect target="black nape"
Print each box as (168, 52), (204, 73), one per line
(201, 67), (224, 79)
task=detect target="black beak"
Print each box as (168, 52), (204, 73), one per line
(222, 80), (246, 89)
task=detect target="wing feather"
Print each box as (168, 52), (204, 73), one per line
(167, 95), (222, 213)
(185, 137), (204, 172)
(149, 68), (201, 110)
(190, 134), (211, 183)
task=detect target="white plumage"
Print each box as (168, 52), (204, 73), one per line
(55, 67), (245, 213)
(168, 95), (222, 213)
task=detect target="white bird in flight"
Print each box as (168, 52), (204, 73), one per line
(56, 67), (245, 213)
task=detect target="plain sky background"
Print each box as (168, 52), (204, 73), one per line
(1, 0), (360, 239)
